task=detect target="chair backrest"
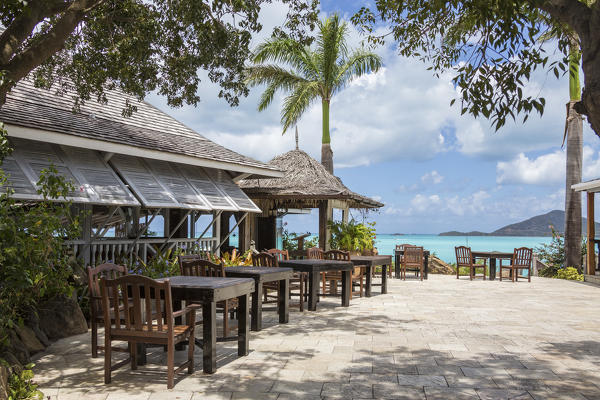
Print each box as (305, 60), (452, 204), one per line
(252, 252), (279, 267)
(267, 248), (289, 262)
(306, 247), (324, 260)
(395, 243), (413, 252)
(87, 263), (128, 316)
(323, 249), (350, 261)
(512, 247), (533, 267)
(403, 246), (424, 266)
(179, 254), (225, 277)
(455, 246), (473, 267)
(101, 275), (173, 336)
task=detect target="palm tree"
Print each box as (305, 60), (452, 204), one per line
(245, 14), (382, 174)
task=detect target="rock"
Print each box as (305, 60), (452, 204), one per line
(15, 325), (45, 355)
(24, 309), (50, 347)
(0, 362), (8, 400)
(429, 256), (455, 275)
(38, 295), (88, 340)
(1, 352), (22, 374)
(7, 331), (29, 365)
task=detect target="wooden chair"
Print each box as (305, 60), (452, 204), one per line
(178, 255), (237, 337)
(267, 249), (305, 311)
(500, 247), (533, 282)
(455, 246), (487, 280)
(101, 275), (198, 389)
(322, 250), (364, 299)
(401, 246), (424, 281)
(252, 252), (280, 306)
(306, 247), (324, 260)
(87, 263), (129, 358)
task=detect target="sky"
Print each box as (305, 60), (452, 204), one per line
(147, 1), (600, 235)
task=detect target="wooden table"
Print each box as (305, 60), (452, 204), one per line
(158, 276), (254, 374)
(394, 249), (430, 279)
(279, 259), (354, 311)
(470, 251), (513, 281)
(224, 267), (293, 332)
(351, 255), (392, 296)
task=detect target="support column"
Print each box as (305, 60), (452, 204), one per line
(587, 192), (596, 275)
(318, 200), (333, 250)
(220, 212), (231, 251)
(168, 209), (189, 239)
(213, 211), (221, 255)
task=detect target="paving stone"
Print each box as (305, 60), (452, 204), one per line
(424, 387), (479, 399)
(476, 389), (533, 399)
(396, 375), (447, 387)
(321, 382), (373, 398)
(372, 383), (426, 399)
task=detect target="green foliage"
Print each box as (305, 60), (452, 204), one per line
(0, 166), (80, 344)
(208, 249), (253, 267)
(556, 267), (584, 281)
(328, 220), (376, 253)
(539, 265), (560, 278)
(535, 226), (586, 268)
(0, 0), (318, 110)
(134, 247), (182, 278)
(246, 14), (382, 136)
(7, 363), (43, 400)
(282, 228), (318, 252)
(351, 1), (581, 131)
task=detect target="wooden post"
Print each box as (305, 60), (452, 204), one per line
(318, 200), (333, 250)
(587, 192), (596, 275)
(213, 211), (221, 255)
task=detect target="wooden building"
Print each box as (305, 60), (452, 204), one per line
(239, 149), (383, 252)
(572, 178), (600, 275)
(0, 79), (282, 265)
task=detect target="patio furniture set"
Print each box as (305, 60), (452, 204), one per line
(454, 246), (534, 282)
(86, 249), (392, 388)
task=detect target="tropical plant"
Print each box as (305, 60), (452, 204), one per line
(246, 14), (382, 173)
(134, 247), (182, 278)
(535, 226), (586, 269)
(328, 220), (376, 253)
(207, 249), (252, 267)
(6, 363), (43, 400)
(282, 228), (318, 252)
(556, 266), (584, 281)
(0, 166), (81, 345)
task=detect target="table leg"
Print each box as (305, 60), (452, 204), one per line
(136, 343), (146, 365)
(341, 270), (351, 307)
(424, 255), (429, 280)
(237, 294), (249, 357)
(308, 271), (319, 311)
(489, 258), (496, 281)
(365, 265), (372, 297)
(174, 299), (185, 351)
(395, 254), (400, 279)
(251, 281), (263, 331)
(202, 301), (217, 374)
(382, 265), (388, 294)
(278, 278), (289, 324)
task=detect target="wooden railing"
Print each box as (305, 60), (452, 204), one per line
(66, 237), (218, 266)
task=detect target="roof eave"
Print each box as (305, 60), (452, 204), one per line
(572, 178), (600, 193)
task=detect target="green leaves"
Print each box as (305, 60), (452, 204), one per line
(328, 219), (376, 253)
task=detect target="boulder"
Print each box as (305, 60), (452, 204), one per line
(24, 309), (50, 347)
(7, 331), (29, 365)
(429, 256), (455, 275)
(38, 295), (88, 340)
(15, 325), (45, 355)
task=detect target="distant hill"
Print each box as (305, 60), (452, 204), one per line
(439, 210), (600, 237)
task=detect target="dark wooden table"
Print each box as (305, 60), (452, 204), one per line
(470, 251), (513, 280)
(351, 255), (392, 296)
(394, 249), (430, 279)
(158, 275), (254, 374)
(224, 267), (293, 332)
(279, 259), (354, 311)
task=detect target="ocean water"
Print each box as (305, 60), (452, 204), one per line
(374, 234), (552, 263)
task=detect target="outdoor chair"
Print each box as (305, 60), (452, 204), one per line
(101, 275), (198, 389)
(87, 263), (129, 358)
(401, 246), (424, 281)
(306, 247), (324, 260)
(322, 250), (364, 299)
(178, 255), (237, 337)
(395, 244), (414, 277)
(500, 247), (533, 282)
(455, 246), (487, 280)
(267, 249), (306, 311)
(252, 252), (281, 305)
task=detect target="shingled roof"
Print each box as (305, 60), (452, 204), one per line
(0, 79), (280, 176)
(239, 149), (383, 209)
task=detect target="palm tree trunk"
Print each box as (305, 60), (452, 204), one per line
(321, 98), (334, 174)
(564, 44), (583, 270)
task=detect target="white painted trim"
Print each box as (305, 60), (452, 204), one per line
(6, 124), (283, 178)
(572, 179), (600, 193)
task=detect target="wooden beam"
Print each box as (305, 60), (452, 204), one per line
(318, 200), (333, 250)
(587, 192), (596, 275)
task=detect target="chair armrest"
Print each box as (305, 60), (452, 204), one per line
(173, 304), (201, 318)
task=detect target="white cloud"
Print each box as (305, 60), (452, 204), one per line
(421, 170), (444, 184)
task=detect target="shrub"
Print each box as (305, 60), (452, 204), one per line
(539, 265), (560, 278)
(134, 247), (182, 278)
(7, 363), (43, 400)
(556, 267), (584, 281)
(328, 219), (376, 253)
(282, 228), (318, 252)
(208, 249), (252, 266)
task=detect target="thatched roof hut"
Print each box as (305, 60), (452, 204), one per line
(239, 149), (383, 251)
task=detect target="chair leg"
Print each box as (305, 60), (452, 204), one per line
(104, 335), (111, 384)
(223, 300), (229, 338)
(130, 341), (137, 370)
(528, 267), (531, 282)
(299, 277), (304, 312)
(360, 277), (363, 297)
(91, 320), (98, 358)
(500, 267), (503, 281)
(420, 265), (423, 281)
(512, 268), (516, 283)
(187, 329), (195, 374)
(167, 340), (175, 389)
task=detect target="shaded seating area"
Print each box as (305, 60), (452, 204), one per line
(322, 250), (364, 299)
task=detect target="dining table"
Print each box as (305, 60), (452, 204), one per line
(394, 249), (430, 279)
(224, 266), (293, 331)
(278, 259), (354, 311)
(350, 255), (392, 296)
(470, 251), (514, 280)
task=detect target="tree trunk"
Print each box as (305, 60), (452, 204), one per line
(564, 100), (583, 270)
(321, 98), (334, 174)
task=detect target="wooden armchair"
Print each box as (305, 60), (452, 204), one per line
(322, 250), (364, 299)
(267, 248), (305, 311)
(455, 246), (487, 280)
(500, 247), (533, 282)
(87, 263), (129, 358)
(401, 246), (424, 281)
(178, 255), (237, 337)
(252, 252), (280, 305)
(101, 275), (198, 389)
(306, 247), (324, 260)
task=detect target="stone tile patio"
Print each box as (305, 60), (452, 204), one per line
(33, 275), (600, 399)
